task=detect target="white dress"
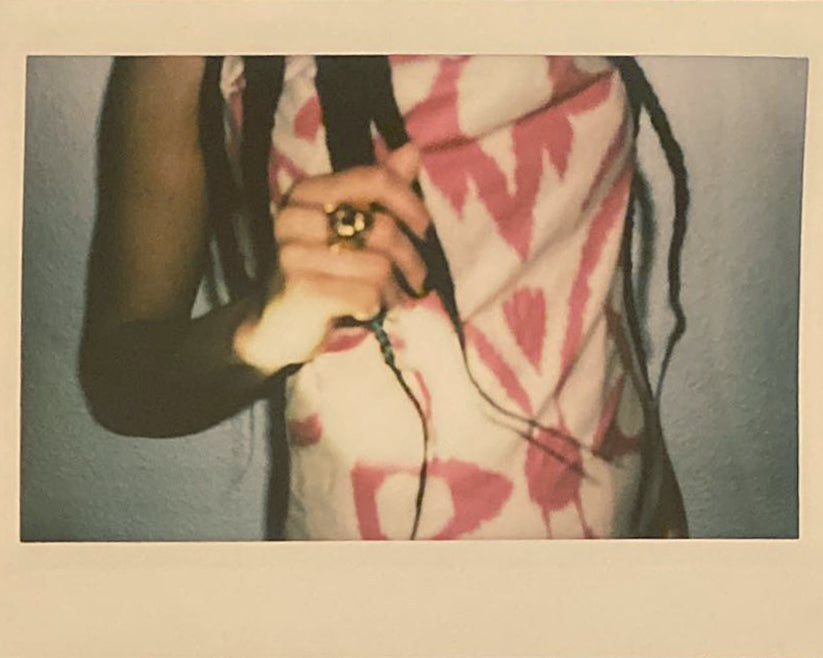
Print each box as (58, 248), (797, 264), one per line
(221, 55), (654, 540)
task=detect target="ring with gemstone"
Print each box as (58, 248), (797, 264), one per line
(325, 202), (377, 249)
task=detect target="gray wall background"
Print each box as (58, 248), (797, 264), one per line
(20, 56), (804, 541)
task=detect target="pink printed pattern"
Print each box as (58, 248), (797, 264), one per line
(351, 459), (513, 540)
(220, 56), (643, 539)
(503, 287), (547, 371)
(404, 57), (613, 260)
(294, 96), (322, 141)
(525, 427), (589, 538)
(464, 321), (592, 536)
(557, 165), (632, 393)
(411, 370), (432, 420)
(464, 321), (534, 416)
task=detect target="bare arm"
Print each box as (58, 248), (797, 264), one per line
(80, 56), (430, 437)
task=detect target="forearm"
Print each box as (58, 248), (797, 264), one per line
(79, 293), (282, 438)
(82, 56), (429, 436)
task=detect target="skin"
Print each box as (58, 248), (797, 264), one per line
(79, 56), (430, 437)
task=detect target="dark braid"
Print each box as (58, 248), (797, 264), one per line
(609, 56), (690, 401)
(369, 309), (431, 539)
(198, 56), (251, 299)
(240, 56), (286, 282)
(609, 56), (690, 535)
(199, 55), (290, 539)
(314, 56), (435, 538)
(633, 167), (657, 337)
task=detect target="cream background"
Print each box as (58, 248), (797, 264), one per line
(2, 1), (822, 657)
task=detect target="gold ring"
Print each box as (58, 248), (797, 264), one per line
(325, 203), (376, 250)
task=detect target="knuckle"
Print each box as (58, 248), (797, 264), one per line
(369, 167), (389, 190)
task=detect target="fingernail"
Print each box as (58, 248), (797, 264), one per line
(411, 283), (431, 300)
(352, 307), (380, 322)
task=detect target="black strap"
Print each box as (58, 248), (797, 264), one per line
(609, 56), (690, 402)
(199, 56), (251, 298)
(314, 57), (380, 170)
(241, 56), (287, 281)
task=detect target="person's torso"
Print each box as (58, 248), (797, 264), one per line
(220, 55), (651, 539)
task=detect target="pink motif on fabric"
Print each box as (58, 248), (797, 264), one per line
(412, 370), (432, 420)
(558, 165), (632, 393)
(351, 463), (395, 540)
(404, 57), (613, 260)
(547, 57), (603, 103)
(287, 413), (323, 447)
(350, 459), (513, 540)
(464, 322), (533, 416)
(524, 426), (586, 535)
(463, 321), (594, 537)
(389, 333), (407, 352)
(269, 148), (309, 196)
(502, 287), (547, 371)
(428, 459), (513, 539)
(294, 96), (322, 141)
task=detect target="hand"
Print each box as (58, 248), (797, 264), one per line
(234, 144), (431, 374)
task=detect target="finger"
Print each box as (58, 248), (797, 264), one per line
(365, 213), (428, 294)
(273, 204), (327, 244)
(279, 242), (393, 290)
(276, 208), (428, 297)
(286, 250), (404, 312)
(289, 166), (431, 238)
(383, 143), (421, 184)
(289, 275), (383, 323)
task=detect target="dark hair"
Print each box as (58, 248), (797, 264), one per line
(198, 55), (689, 539)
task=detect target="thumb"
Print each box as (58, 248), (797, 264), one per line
(384, 142), (421, 183)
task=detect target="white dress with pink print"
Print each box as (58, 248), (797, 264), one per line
(221, 55), (653, 539)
